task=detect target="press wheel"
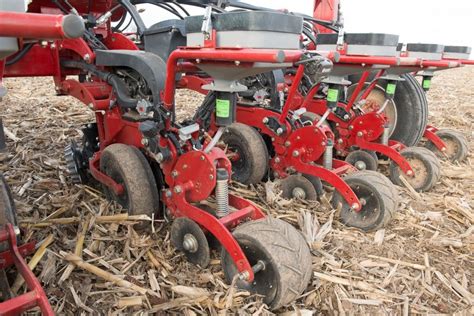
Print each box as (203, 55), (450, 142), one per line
(425, 129), (468, 162)
(332, 170), (398, 231)
(389, 146), (441, 192)
(221, 217), (312, 309)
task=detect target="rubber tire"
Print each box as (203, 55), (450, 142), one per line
(0, 174), (18, 253)
(221, 217), (312, 310)
(348, 73), (428, 147)
(221, 123), (269, 185)
(345, 150), (378, 171)
(100, 144), (160, 230)
(0, 174), (17, 301)
(332, 170), (398, 231)
(425, 129), (469, 162)
(389, 146), (441, 192)
(280, 175), (318, 200)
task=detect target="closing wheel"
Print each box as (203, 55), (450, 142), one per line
(425, 129), (469, 162)
(389, 147), (441, 192)
(345, 150), (378, 171)
(171, 217), (210, 268)
(0, 173), (18, 301)
(221, 217), (312, 309)
(280, 175), (318, 200)
(100, 144), (160, 230)
(348, 73), (428, 147)
(220, 123), (269, 185)
(332, 170), (398, 231)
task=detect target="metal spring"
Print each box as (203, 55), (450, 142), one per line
(216, 168), (229, 218)
(323, 139), (334, 170)
(381, 125), (390, 146)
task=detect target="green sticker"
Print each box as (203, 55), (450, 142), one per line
(423, 79), (431, 89)
(216, 99), (230, 118)
(327, 88), (339, 102)
(386, 83), (397, 95)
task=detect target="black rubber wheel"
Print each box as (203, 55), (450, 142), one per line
(302, 174), (325, 198)
(0, 173), (18, 253)
(345, 150), (378, 171)
(171, 217), (210, 268)
(280, 175), (318, 200)
(389, 146), (441, 192)
(348, 73), (428, 147)
(0, 173), (17, 302)
(221, 217), (312, 309)
(425, 129), (469, 162)
(300, 112), (330, 129)
(100, 144), (160, 230)
(332, 170), (398, 231)
(220, 123), (269, 185)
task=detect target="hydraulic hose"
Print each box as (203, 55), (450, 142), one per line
(61, 60), (138, 109)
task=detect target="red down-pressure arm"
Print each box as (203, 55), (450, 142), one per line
(0, 12), (85, 39)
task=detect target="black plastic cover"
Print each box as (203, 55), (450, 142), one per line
(317, 33), (399, 46)
(444, 46), (472, 54)
(95, 50), (167, 105)
(185, 11), (303, 34)
(144, 19), (186, 60)
(406, 43), (444, 53)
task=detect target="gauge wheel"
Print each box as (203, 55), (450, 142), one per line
(332, 170), (399, 231)
(425, 129), (468, 162)
(389, 146), (441, 192)
(221, 123), (269, 185)
(345, 150), (379, 171)
(100, 144), (160, 230)
(280, 175), (319, 200)
(221, 217), (312, 309)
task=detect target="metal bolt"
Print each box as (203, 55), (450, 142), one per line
(174, 186), (182, 194)
(275, 157), (281, 163)
(284, 141), (291, 147)
(200, 155), (205, 160)
(262, 117), (269, 124)
(156, 153), (164, 163)
(209, 174), (214, 180)
(351, 203), (359, 210)
(337, 139), (344, 144)
(88, 103), (94, 110)
(292, 150), (300, 157)
(238, 271), (250, 281)
(292, 187), (306, 199)
(348, 125), (354, 130)
(235, 60), (241, 66)
(271, 137), (275, 141)
(407, 170), (414, 176)
(196, 58), (201, 63)
(343, 114), (349, 120)
(171, 170), (178, 178)
(276, 128), (284, 135)
(355, 161), (367, 170)
(165, 190), (172, 198)
(182, 234), (199, 253)
(84, 54), (90, 62)
(141, 138), (149, 146)
(441, 147), (447, 152)
(357, 131), (363, 137)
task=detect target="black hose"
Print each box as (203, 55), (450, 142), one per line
(61, 60), (139, 109)
(5, 44), (34, 66)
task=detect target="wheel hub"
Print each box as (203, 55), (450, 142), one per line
(355, 160), (367, 170)
(182, 233), (199, 253)
(292, 187), (306, 199)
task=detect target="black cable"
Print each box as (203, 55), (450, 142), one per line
(118, 15), (133, 32)
(5, 44), (34, 66)
(160, 2), (184, 18)
(172, 1), (190, 16)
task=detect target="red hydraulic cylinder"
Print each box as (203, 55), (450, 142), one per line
(0, 12), (85, 39)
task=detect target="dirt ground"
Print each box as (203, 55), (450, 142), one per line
(0, 66), (473, 315)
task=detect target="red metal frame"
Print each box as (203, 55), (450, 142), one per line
(0, 12), (75, 39)
(0, 225), (54, 315)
